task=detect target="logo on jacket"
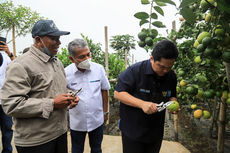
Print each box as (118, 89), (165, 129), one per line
(162, 91), (171, 97)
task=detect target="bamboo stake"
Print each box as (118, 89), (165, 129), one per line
(217, 62), (230, 152)
(104, 26), (110, 134)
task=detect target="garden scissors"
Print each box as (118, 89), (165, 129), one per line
(69, 88), (82, 97)
(156, 101), (174, 112)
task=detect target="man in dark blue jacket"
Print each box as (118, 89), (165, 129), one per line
(114, 39), (180, 153)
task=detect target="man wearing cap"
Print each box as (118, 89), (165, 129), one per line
(0, 41), (15, 153)
(0, 19), (79, 153)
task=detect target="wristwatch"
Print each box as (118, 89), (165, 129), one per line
(104, 111), (109, 115)
(8, 52), (14, 57)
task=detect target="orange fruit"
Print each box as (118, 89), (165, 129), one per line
(222, 51), (230, 63)
(145, 37), (153, 46)
(194, 109), (203, 119)
(180, 80), (188, 86)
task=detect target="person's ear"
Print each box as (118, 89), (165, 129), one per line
(35, 36), (43, 47)
(69, 55), (75, 63)
(150, 56), (154, 64)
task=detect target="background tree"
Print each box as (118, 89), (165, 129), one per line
(0, 0), (44, 55)
(109, 34), (136, 65)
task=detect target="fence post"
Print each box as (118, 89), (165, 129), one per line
(104, 26), (110, 134)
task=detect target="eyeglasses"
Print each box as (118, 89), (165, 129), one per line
(157, 63), (172, 71)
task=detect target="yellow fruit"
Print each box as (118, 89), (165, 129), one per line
(196, 90), (204, 98)
(226, 98), (230, 105)
(194, 109), (203, 119)
(194, 56), (201, 64)
(168, 101), (180, 112)
(197, 31), (211, 44)
(228, 93), (230, 98)
(205, 13), (216, 22)
(191, 104), (197, 109)
(214, 25), (226, 37)
(194, 40), (200, 48)
(180, 80), (188, 86)
(222, 90), (228, 99)
(203, 110), (211, 119)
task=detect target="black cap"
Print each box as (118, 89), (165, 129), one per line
(31, 19), (70, 38)
(0, 53), (3, 67)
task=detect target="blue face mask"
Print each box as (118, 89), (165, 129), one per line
(39, 37), (53, 57)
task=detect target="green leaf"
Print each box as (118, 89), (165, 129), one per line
(217, 0), (230, 14)
(180, 8), (196, 24)
(152, 21), (166, 28)
(154, 6), (164, 16)
(140, 19), (149, 26)
(141, 0), (150, 4)
(155, 2), (167, 6)
(179, 0), (199, 8)
(150, 13), (158, 19)
(155, 0), (176, 6)
(134, 12), (149, 19)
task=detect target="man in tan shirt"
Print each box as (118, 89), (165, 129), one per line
(0, 19), (79, 153)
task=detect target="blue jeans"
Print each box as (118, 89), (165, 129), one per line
(70, 124), (103, 153)
(0, 105), (13, 153)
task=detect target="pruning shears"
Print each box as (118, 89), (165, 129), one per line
(156, 101), (174, 112)
(69, 88), (82, 97)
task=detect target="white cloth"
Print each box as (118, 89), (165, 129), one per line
(65, 62), (111, 132)
(0, 54), (11, 105)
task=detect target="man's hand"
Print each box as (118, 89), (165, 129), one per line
(104, 114), (108, 123)
(141, 102), (158, 114)
(69, 95), (80, 109)
(0, 41), (10, 55)
(53, 94), (74, 109)
(168, 108), (181, 114)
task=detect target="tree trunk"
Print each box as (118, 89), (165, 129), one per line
(12, 25), (16, 56)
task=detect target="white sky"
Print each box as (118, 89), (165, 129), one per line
(0, 0), (181, 62)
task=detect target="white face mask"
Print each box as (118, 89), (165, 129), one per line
(72, 57), (91, 70)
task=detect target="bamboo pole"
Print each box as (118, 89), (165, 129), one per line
(104, 26), (110, 134)
(12, 25), (16, 56)
(217, 63), (230, 152)
(132, 54), (134, 65)
(172, 20), (178, 141)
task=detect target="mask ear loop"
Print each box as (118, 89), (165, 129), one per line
(39, 37), (47, 49)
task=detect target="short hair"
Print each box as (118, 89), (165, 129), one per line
(68, 38), (88, 57)
(151, 39), (178, 62)
(23, 47), (30, 54)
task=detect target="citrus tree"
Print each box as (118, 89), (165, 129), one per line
(164, 0), (230, 151)
(135, 0), (230, 151)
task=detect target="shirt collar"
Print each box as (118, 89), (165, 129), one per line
(30, 45), (53, 63)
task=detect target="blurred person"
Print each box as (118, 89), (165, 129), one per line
(114, 39), (180, 153)
(65, 38), (111, 153)
(0, 19), (79, 153)
(0, 41), (15, 153)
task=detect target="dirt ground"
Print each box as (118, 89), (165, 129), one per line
(177, 109), (215, 153)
